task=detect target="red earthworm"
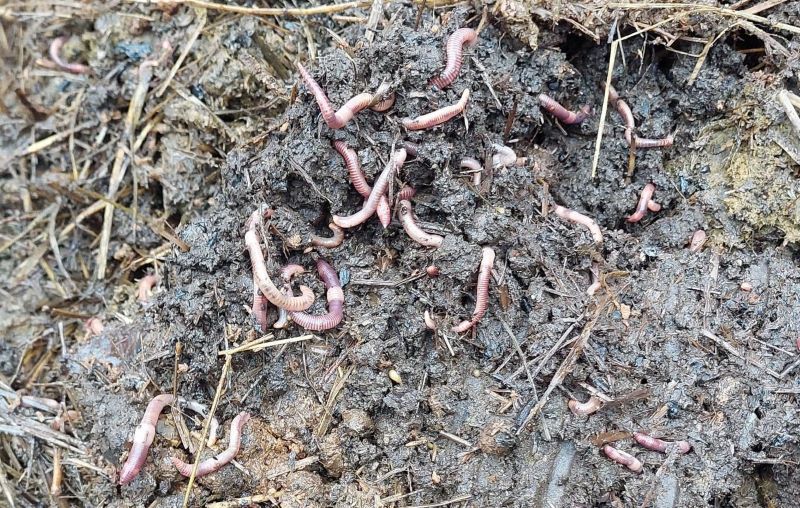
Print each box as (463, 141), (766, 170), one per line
(424, 310), (437, 330)
(171, 412), (250, 478)
(460, 157), (483, 186)
(333, 148), (407, 228)
(289, 259), (344, 331)
(634, 135), (674, 148)
(84, 317), (104, 336)
(137, 274), (159, 302)
(49, 36), (91, 74)
(553, 205), (603, 244)
(607, 84), (672, 148)
(633, 432), (691, 454)
(452, 247), (495, 333)
(568, 395), (603, 416)
(626, 183), (661, 223)
(311, 223), (345, 249)
(251, 276), (269, 331)
(332, 140), (391, 226)
(430, 28), (478, 89)
(538, 94), (591, 124)
(398, 200), (443, 248)
(603, 445), (643, 473)
(492, 143), (518, 168)
(689, 230), (707, 252)
(396, 186), (416, 201)
(402, 89), (470, 131)
(586, 262), (601, 296)
(119, 394), (175, 484)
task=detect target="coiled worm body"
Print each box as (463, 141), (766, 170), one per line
(431, 28), (478, 89)
(289, 259), (344, 331)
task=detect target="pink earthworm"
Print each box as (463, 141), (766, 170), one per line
(311, 223), (345, 249)
(424, 310), (437, 330)
(396, 186), (417, 201)
(332, 140), (391, 227)
(119, 394), (175, 484)
(538, 94), (591, 124)
(137, 274), (159, 302)
(402, 89), (470, 131)
(603, 445), (643, 473)
(49, 36), (91, 74)
(431, 28), (478, 89)
(289, 259), (344, 331)
(376, 198), (392, 228)
(426, 265), (440, 277)
(553, 205), (603, 244)
(633, 432), (691, 454)
(689, 230), (707, 252)
(333, 148), (407, 228)
(491, 143), (518, 168)
(171, 412), (250, 478)
(251, 276), (269, 331)
(626, 183), (661, 223)
(586, 262), (601, 296)
(402, 141), (419, 157)
(634, 135), (674, 148)
(460, 157), (483, 186)
(398, 200), (443, 248)
(452, 247), (495, 333)
(84, 317), (104, 336)
(281, 264), (305, 281)
(607, 84), (672, 148)
(568, 395), (603, 416)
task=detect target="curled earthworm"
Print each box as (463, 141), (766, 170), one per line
(634, 135), (674, 148)
(402, 89), (470, 131)
(603, 445), (643, 473)
(137, 274), (159, 302)
(251, 276), (269, 331)
(568, 395), (603, 416)
(272, 266), (303, 328)
(281, 264), (305, 281)
(289, 259), (344, 331)
(633, 432), (691, 454)
(586, 262), (601, 296)
(402, 141), (419, 157)
(333, 148), (407, 228)
(538, 94), (591, 124)
(311, 223), (345, 249)
(424, 310), (437, 330)
(553, 205), (603, 244)
(431, 27), (478, 89)
(626, 183), (661, 223)
(119, 394), (175, 484)
(396, 185), (417, 201)
(492, 143), (518, 168)
(460, 157), (483, 186)
(398, 200), (443, 248)
(606, 84), (673, 148)
(332, 140), (391, 228)
(171, 412), (250, 478)
(689, 230), (706, 252)
(452, 247), (495, 333)
(84, 317), (104, 336)
(49, 36), (91, 74)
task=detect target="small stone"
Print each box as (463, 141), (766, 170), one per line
(388, 369), (402, 384)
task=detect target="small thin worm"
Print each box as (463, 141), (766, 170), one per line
(171, 412), (250, 477)
(332, 140), (391, 227)
(251, 275), (269, 331)
(49, 36), (91, 74)
(137, 274), (159, 302)
(626, 183), (661, 223)
(634, 135), (674, 148)
(119, 394), (175, 485)
(603, 445), (643, 473)
(311, 223), (345, 249)
(538, 94), (591, 124)
(460, 157), (483, 186)
(491, 143), (518, 168)
(431, 28), (478, 89)
(689, 230), (707, 252)
(553, 205), (603, 244)
(289, 259), (344, 331)
(452, 247), (495, 333)
(607, 84), (672, 148)
(402, 89), (470, 131)
(333, 149), (407, 228)
(586, 262), (601, 296)
(398, 200), (443, 248)
(423, 310), (437, 330)
(568, 396), (603, 416)
(633, 432), (691, 454)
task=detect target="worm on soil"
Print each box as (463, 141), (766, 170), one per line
(398, 200), (444, 248)
(568, 395), (603, 416)
(333, 140), (391, 227)
(538, 94), (591, 124)
(396, 186), (417, 201)
(426, 265), (440, 277)
(460, 157), (483, 186)
(607, 84), (673, 148)
(119, 394), (175, 484)
(310, 223), (345, 249)
(289, 259), (344, 331)
(626, 183), (661, 223)
(49, 36), (91, 74)
(430, 28), (478, 89)
(84, 317), (104, 336)
(553, 205), (603, 244)
(634, 135), (674, 148)
(402, 141), (419, 157)
(402, 89), (470, 131)
(424, 310), (437, 330)
(491, 143), (519, 168)
(171, 412), (251, 478)
(602, 445), (643, 473)
(689, 230), (707, 252)
(586, 262), (601, 296)
(251, 275), (269, 331)
(137, 274), (159, 302)
(633, 432), (691, 454)
(370, 86), (396, 112)
(452, 247), (495, 333)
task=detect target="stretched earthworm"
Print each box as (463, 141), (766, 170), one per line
(171, 412), (250, 478)
(492, 143), (518, 168)
(310, 223), (345, 249)
(119, 394), (175, 484)
(402, 89), (470, 131)
(332, 140), (391, 227)
(49, 36), (91, 74)
(461, 157), (483, 186)
(430, 28), (478, 89)
(370, 89), (396, 112)
(251, 276), (269, 331)
(333, 148), (407, 228)
(396, 186), (417, 201)
(398, 200), (444, 248)
(568, 395), (603, 416)
(424, 310), (437, 330)
(586, 262), (601, 296)
(689, 230), (706, 252)
(603, 445), (643, 473)
(538, 94), (591, 124)
(289, 259), (344, 331)
(553, 205), (603, 244)
(452, 247), (495, 333)
(626, 183), (661, 223)
(633, 432), (691, 454)
(137, 274), (159, 302)
(634, 135), (674, 148)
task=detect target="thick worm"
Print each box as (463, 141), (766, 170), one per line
(626, 183), (661, 223)
(398, 200), (443, 248)
(633, 432), (691, 454)
(568, 396), (603, 415)
(461, 157), (483, 186)
(332, 140), (391, 227)
(603, 445), (643, 473)
(289, 259), (344, 331)
(171, 412), (250, 477)
(452, 247), (495, 333)
(251, 275), (269, 331)
(430, 28), (478, 89)
(402, 89), (470, 131)
(402, 141), (419, 157)
(538, 94), (591, 124)
(333, 149), (407, 228)
(553, 205), (603, 244)
(49, 36), (91, 74)
(689, 230), (706, 252)
(137, 274), (159, 302)
(119, 394), (175, 484)
(310, 223), (344, 249)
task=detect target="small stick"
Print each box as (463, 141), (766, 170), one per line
(402, 89), (470, 131)
(460, 157), (482, 186)
(553, 205), (603, 244)
(778, 90), (800, 138)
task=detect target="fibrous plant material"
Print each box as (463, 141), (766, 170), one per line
(402, 89), (470, 131)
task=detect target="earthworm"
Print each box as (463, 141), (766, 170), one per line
(460, 157), (483, 186)
(492, 143), (518, 168)
(137, 274), (159, 302)
(245, 208), (315, 311)
(586, 262), (601, 296)
(281, 264), (305, 281)
(430, 28), (478, 89)
(633, 432), (691, 454)
(402, 89), (470, 131)
(333, 148), (407, 228)
(689, 230), (707, 252)
(452, 247), (495, 333)
(424, 310), (437, 330)
(603, 445), (643, 473)
(402, 141), (419, 157)
(332, 140), (391, 227)
(289, 259), (344, 331)
(626, 183), (661, 223)
(84, 317), (104, 336)
(568, 395), (603, 415)
(251, 276), (269, 331)
(553, 205), (603, 244)
(49, 36), (91, 74)
(398, 200), (443, 248)
(273, 306), (290, 329)
(171, 412), (250, 478)
(396, 186), (417, 201)
(310, 223), (345, 249)
(607, 84), (672, 148)
(370, 89), (396, 112)
(119, 394), (175, 484)
(376, 198), (392, 228)
(634, 135), (674, 148)
(538, 94), (591, 124)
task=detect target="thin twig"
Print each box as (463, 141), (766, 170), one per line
(592, 39), (618, 180)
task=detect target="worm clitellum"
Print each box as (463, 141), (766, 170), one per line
(49, 36), (91, 74)
(452, 247), (495, 333)
(311, 223), (345, 249)
(553, 205), (603, 244)
(626, 183), (661, 223)
(402, 89), (470, 131)
(119, 394), (175, 484)
(289, 259), (344, 331)
(689, 230), (707, 252)
(568, 395), (603, 416)
(538, 94), (591, 124)
(460, 157), (483, 185)
(137, 274), (159, 302)
(333, 141), (391, 227)
(171, 412), (250, 478)
(602, 445), (643, 473)
(633, 432), (691, 454)
(430, 28), (478, 89)
(398, 200), (444, 248)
